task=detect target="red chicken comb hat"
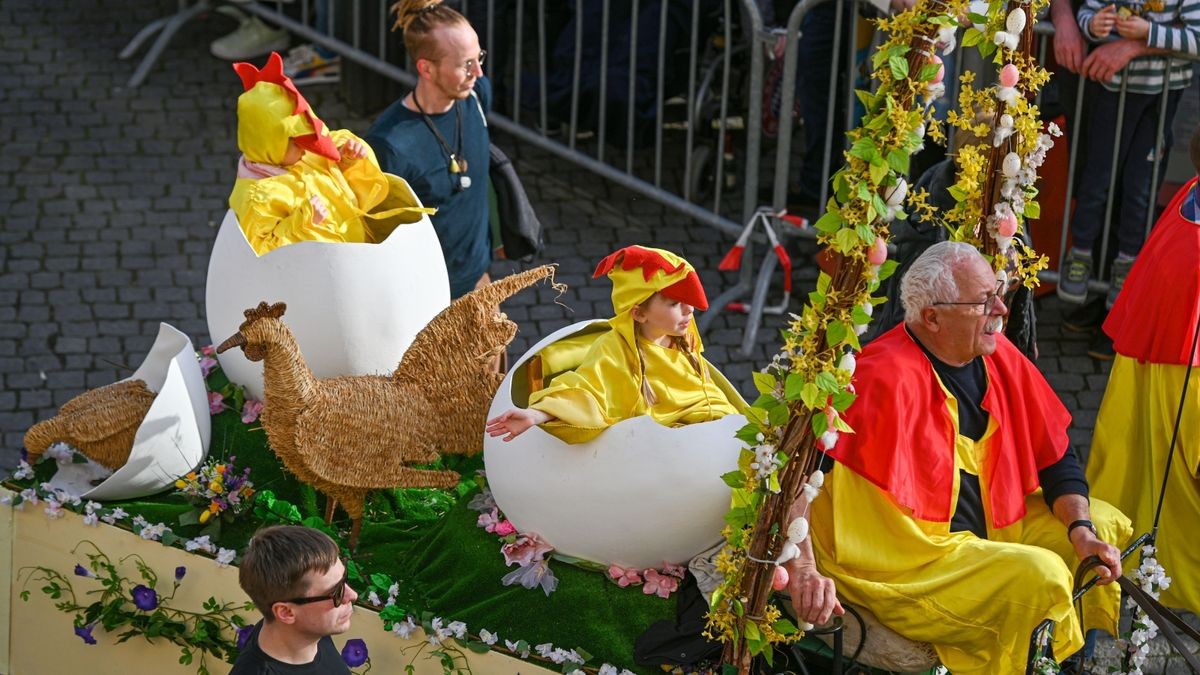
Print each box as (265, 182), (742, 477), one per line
(593, 245), (709, 312)
(232, 51), (341, 162)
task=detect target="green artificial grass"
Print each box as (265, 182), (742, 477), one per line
(14, 369), (677, 673)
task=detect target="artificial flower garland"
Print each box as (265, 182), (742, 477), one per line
(705, 1), (967, 669)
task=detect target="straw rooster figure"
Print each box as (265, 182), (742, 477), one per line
(216, 265), (559, 547)
(24, 380), (157, 471)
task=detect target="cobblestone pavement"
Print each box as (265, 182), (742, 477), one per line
(1, 0), (1197, 670)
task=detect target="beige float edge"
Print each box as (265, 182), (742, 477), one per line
(0, 487), (554, 675)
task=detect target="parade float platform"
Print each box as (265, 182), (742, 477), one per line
(0, 370), (696, 675)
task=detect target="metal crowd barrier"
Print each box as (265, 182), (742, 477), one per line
(121, 0), (1196, 348)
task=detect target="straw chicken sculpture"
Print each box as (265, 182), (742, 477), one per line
(216, 266), (559, 547)
(24, 379), (157, 471)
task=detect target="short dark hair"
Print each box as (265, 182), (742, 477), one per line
(238, 525), (340, 621)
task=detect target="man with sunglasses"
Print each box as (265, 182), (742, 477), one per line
(366, 1), (494, 300)
(231, 525), (358, 674)
(784, 242), (1132, 674)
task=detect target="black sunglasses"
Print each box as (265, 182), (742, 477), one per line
(281, 568), (349, 607)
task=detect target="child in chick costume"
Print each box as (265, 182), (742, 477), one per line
(487, 245), (743, 444)
(229, 51), (430, 256)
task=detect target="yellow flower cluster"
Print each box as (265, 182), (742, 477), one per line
(174, 459), (255, 525)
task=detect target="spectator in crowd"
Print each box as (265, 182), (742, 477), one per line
(1057, 0), (1200, 309)
(230, 525), (357, 674)
(366, 0), (493, 299)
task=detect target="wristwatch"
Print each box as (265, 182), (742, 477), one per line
(1067, 519), (1098, 540)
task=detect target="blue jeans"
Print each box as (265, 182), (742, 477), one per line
(1069, 85), (1183, 257)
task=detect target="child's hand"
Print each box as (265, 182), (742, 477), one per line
(338, 139), (368, 162)
(1115, 14), (1150, 40)
(309, 194), (330, 225)
(1089, 4), (1118, 39)
(485, 409), (552, 442)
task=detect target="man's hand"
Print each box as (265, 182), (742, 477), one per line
(1053, 11), (1088, 72)
(1082, 38), (1147, 82)
(1070, 527), (1123, 585)
(1088, 4), (1118, 39)
(786, 562), (844, 626)
(1115, 14), (1150, 40)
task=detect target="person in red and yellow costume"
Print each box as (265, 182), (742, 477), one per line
(486, 245), (743, 444)
(1086, 129), (1200, 615)
(229, 51), (430, 256)
(787, 241), (1132, 674)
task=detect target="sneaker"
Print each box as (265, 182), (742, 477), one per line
(283, 44), (341, 85)
(1087, 329), (1115, 361)
(211, 16), (290, 61)
(1062, 297), (1107, 333)
(1105, 256), (1135, 309)
(1057, 249), (1093, 304)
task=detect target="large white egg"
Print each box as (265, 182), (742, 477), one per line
(205, 178), (450, 400)
(484, 320), (747, 569)
(49, 323), (212, 500)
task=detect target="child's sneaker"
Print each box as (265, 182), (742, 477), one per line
(211, 16), (290, 61)
(1105, 256), (1135, 309)
(284, 44), (341, 86)
(1056, 249), (1092, 304)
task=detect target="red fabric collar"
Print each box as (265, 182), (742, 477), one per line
(829, 324), (1070, 528)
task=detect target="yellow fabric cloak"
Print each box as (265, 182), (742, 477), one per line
(526, 245), (741, 443)
(1087, 357), (1200, 613)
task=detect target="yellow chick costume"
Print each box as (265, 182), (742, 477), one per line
(229, 52), (430, 256)
(528, 246), (742, 443)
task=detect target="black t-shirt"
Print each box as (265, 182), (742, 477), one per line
(909, 328), (1088, 538)
(229, 621), (351, 675)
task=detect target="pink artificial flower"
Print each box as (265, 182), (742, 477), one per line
(207, 391), (225, 416)
(200, 345), (216, 356)
(477, 509), (500, 532)
(198, 357), (218, 377)
(501, 532), (553, 567)
(493, 520), (517, 537)
(241, 398), (264, 424)
(643, 569), (679, 599)
(661, 561), (687, 579)
(607, 565), (643, 588)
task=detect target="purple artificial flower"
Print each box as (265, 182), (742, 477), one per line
(341, 638), (369, 667)
(174, 566), (187, 582)
(236, 624), (255, 650)
(207, 391), (225, 416)
(130, 584), (158, 611)
(74, 623), (97, 645)
(74, 564), (93, 578)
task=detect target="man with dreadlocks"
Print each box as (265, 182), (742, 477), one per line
(486, 245), (742, 444)
(366, 0), (493, 299)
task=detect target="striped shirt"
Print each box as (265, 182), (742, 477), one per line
(1078, 0), (1200, 94)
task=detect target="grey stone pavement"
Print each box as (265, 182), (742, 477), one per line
(1, 0), (1198, 670)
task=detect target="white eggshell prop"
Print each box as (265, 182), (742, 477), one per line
(484, 321), (747, 569)
(50, 323), (212, 500)
(205, 181), (450, 400)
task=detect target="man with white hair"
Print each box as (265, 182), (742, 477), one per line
(784, 241), (1131, 674)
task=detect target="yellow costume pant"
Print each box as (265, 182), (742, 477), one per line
(1088, 355), (1200, 614)
(811, 425), (1132, 675)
